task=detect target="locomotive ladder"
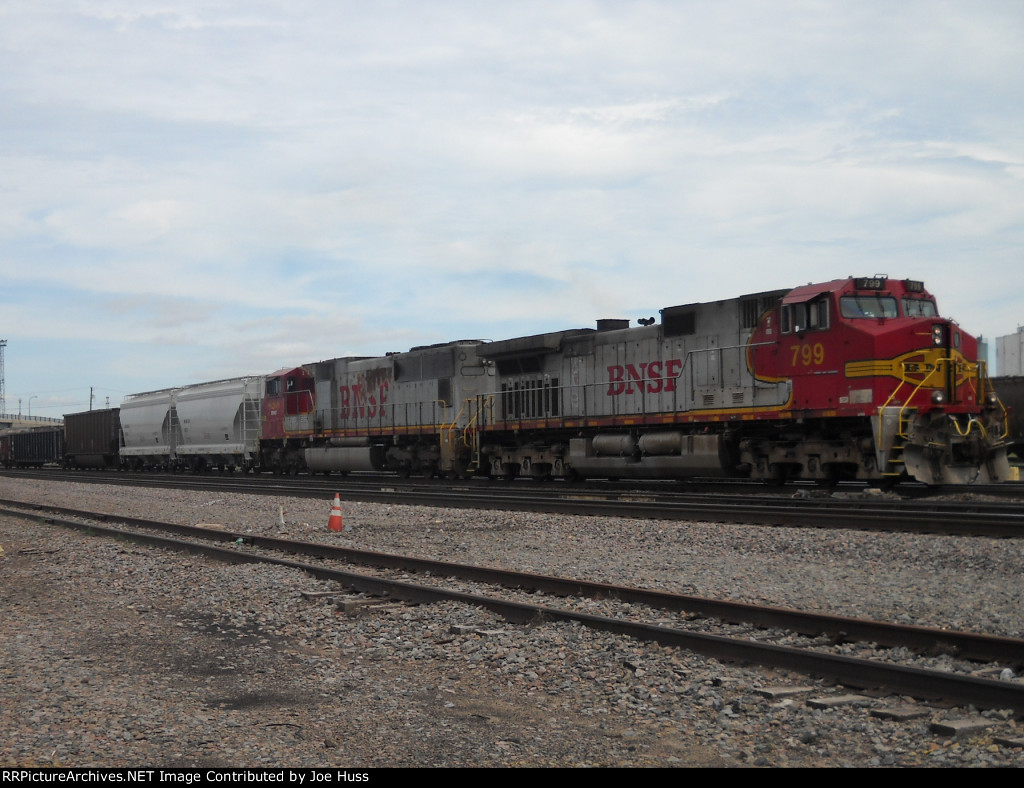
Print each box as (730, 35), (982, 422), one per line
(440, 397), (488, 477)
(881, 411), (913, 478)
(458, 395), (494, 476)
(461, 396), (491, 475)
(878, 356), (954, 478)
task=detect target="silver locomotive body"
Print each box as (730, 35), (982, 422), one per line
(475, 290), (789, 479)
(305, 341), (496, 476)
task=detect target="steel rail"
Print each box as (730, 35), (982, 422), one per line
(4, 503), (1024, 711)
(5, 498), (1022, 663)
(6, 467), (1024, 536)
(17, 511), (1024, 712)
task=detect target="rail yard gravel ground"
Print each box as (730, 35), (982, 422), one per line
(2, 476), (1023, 768)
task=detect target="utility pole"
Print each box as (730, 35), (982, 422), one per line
(0, 339), (7, 416)
(90, 386), (94, 411)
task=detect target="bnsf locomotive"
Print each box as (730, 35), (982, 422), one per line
(63, 276), (1011, 486)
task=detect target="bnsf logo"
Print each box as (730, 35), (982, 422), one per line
(607, 360), (683, 395)
(339, 381), (390, 419)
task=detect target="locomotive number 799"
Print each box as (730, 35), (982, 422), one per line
(791, 342), (825, 367)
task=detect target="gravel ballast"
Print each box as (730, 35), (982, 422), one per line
(2, 476), (1023, 768)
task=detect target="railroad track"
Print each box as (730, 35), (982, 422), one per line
(3, 499), (1022, 716)
(5, 468), (1024, 537)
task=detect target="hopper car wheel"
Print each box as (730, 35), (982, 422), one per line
(421, 463), (437, 480)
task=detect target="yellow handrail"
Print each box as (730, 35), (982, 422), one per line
(443, 401), (468, 446)
(876, 356), (949, 446)
(975, 359), (1011, 440)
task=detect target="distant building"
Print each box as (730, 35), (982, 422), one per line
(996, 327), (1024, 377)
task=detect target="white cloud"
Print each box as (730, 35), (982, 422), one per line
(1, 0), (1022, 399)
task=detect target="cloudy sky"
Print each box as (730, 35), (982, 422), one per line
(2, 1), (1022, 417)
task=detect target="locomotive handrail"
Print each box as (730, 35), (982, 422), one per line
(876, 358), (946, 446)
(462, 396), (492, 439)
(896, 356), (948, 436)
(443, 401), (468, 447)
(974, 360), (1011, 440)
(878, 355), (996, 448)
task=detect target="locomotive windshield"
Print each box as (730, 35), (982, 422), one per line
(839, 295), (898, 319)
(902, 297), (938, 317)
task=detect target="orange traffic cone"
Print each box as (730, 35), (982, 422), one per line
(327, 493), (344, 532)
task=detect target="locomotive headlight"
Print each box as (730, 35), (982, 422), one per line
(931, 324), (945, 346)
(985, 392), (999, 409)
(931, 390), (946, 406)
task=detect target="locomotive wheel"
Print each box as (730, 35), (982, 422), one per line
(766, 463), (787, 487)
(815, 465), (840, 488)
(564, 468), (584, 484)
(448, 457), (471, 481)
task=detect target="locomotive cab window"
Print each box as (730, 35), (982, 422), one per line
(902, 298), (938, 318)
(266, 379), (281, 397)
(807, 298), (829, 330)
(782, 297), (829, 334)
(839, 295), (898, 319)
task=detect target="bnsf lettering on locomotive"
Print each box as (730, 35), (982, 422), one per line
(339, 380), (390, 419)
(607, 359), (683, 395)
